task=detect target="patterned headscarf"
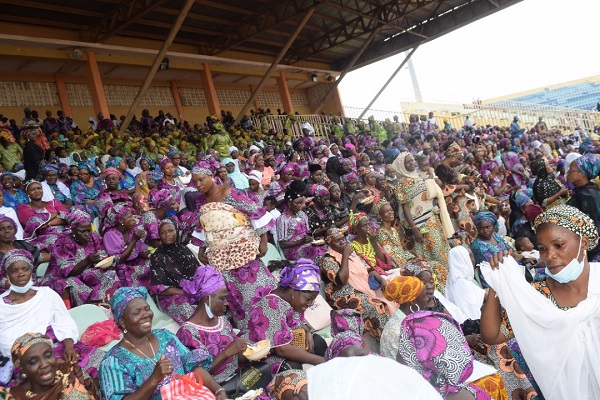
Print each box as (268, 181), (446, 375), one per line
(148, 189), (175, 209)
(348, 212), (369, 232)
(77, 161), (98, 177)
(326, 227), (343, 244)
(101, 167), (122, 180)
(534, 205), (599, 249)
(309, 184), (329, 197)
(66, 207), (92, 227)
(340, 172), (358, 184)
(280, 163), (296, 175)
(472, 211), (498, 229)
(372, 199), (389, 219)
(191, 161), (214, 176)
(0, 249), (34, 272)
(444, 142), (463, 157)
(324, 331), (365, 361)
(398, 311), (476, 397)
(43, 164), (60, 175)
(102, 203), (132, 233)
(479, 161), (498, 180)
(573, 153), (600, 180)
(330, 309), (364, 336)
(11, 333), (53, 368)
(279, 258), (320, 292)
(384, 275), (424, 305)
(270, 370), (308, 400)
(402, 259), (432, 277)
(109, 286), (149, 323)
(0, 215), (17, 231)
(180, 265), (225, 304)
(159, 157), (172, 170)
(106, 157), (122, 169)
(514, 189), (532, 209)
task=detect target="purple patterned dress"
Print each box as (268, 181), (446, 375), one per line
(276, 211), (327, 260)
(70, 178), (104, 218)
(247, 292), (303, 375)
(196, 189), (277, 334)
(44, 232), (121, 306)
(17, 200), (70, 251)
(157, 178), (183, 205)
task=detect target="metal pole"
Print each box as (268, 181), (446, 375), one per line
(118, 0), (196, 134)
(313, 26), (382, 114)
(357, 45), (418, 120)
(234, 6), (316, 123)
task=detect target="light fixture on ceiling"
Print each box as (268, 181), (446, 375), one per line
(70, 49), (83, 60)
(310, 73), (318, 82)
(160, 58), (169, 70)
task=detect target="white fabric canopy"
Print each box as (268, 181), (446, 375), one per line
(446, 246), (486, 320)
(481, 257), (600, 400)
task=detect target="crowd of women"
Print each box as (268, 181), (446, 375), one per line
(0, 110), (599, 399)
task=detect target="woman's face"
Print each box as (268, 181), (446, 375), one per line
(281, 171), (292, 182)
(254, 155), (264, 168)
(290, 153), (299, 163)
(140, 159), (150, 171)
(290, 290), (318, 313)
(1, 174), (14, 190)
(404, 155), (417, 172)
(217, 167), (228, 181)
(195, 174), (214, 193)
(476, 220), (494, 241)
(7, 261), (32, 287)
(45, 171), (58, 185)
(412, 288), (429, 311)
(20, 343), (57, 390)
(345, 179), (358, 192)
(73, 223), (93, 244)
(104, 174), (120, 190)
(162, 162), (175, 177)
(249, 179), (261, 193)
(78, 169), (91, 183)
(379, 204), (394, 223)
(0, 220), (15, 243)
(121, 298), (154, 336)
(159, 222), (177, 245)
(26, 182), (43, 202)
(208, 287), (228, 316)
(225, 163), (235, 174)
(288, 197), (304, 213)
(310, 170), (323, 183)
(323, 147), (330, 157)
(417, 271), (435, 302)
(171, 154), (181, 166)
(120, 212), (137, 230)
(316, 193), (330, 207)
(364, 173), (376, 187)
(376, 153), (385, 163)
(331, 145), (339, 154)
(537, 224), (588, 277)
(360, 156), (370, 167)
(329, 185), (341, 201)
(356, 218), (370, 237)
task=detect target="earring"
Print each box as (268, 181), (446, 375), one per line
(123, 329), (127, 334)
(409, 303), (420, 313)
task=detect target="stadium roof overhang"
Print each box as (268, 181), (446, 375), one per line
(0, 0), (522, 75)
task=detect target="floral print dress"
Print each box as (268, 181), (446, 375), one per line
(276, 211), (327, 260)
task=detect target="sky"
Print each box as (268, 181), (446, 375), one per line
(338, 0), (600, 112)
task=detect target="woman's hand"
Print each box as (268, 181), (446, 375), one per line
(305, 330), (315, 353)
(559, 188), (571, 197)
(225, 339), (247, 357)
(150, 355), (173, 384)
(215, 390), (228, 400)
(133, 228), (146, 241)
(489, 250), (510, 270)
(412, 227), (423, 243)
(465, 334), (487, 354)
(63, 347), (79, 364)
(258, 234), (268, 257)
(304, 235), (314, 244)
(342, 244), (353, 257)
(87, 252), (102, 265)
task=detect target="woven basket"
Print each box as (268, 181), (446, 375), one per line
(291, 328), (308, 350)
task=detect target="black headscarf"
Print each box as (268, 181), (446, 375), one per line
(326, 157), (342, 184)
(531, 159), (562, 205)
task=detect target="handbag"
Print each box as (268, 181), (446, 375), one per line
(80, 319), (122, 347)
(221, 362), (272, 397)
(303, 294), (332, 331)
(160, 372), (216, 400)
(291, 328), (308, 350)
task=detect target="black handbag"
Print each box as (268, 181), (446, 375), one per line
(221, 362), (272, 397)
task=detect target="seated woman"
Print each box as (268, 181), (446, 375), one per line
(0, 193), (24, 240)
(40, 164), (72, 208)
(379, 276), (430, 360)
(99, 287), (226, 400)
(304, 184), (335, 239)
(323, 309), (368, 361)
(481, 205), (600, 399)
(349, 212), (393, 276)
(246, 170), (268, 204)
(17, 180), (69, 252)
(277, 188), (327, 260)
(0, 216), (47, 293)
(102, 204), (154, 291)
(95, 168), (134, 221)
(531, 158), (569, 210)
(1, 173), (27, 211)
(8, 333), (97, 399)
(70, 163), (104, 219)
(268, 163), (294, 201)
(248, 259), (326, 372)
(329, 183), (350, 228)
(397, 311), (496, 400)
(132, 171), (157, 215)
(373, 199), (415, 269)
(222, 158), (248, 190)
(319, 228), (394, 341)
(177, 266), (272, 397)
(157, 158), (184, 205)
(45, 207), (121, 307)
(106, 156), (135, 193)
(214, 163), (235, 187)
(0, 250), (103, 385)
(141, 189), (180, 248)
(150, 219), (200, 324)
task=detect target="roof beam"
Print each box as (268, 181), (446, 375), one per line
(0, 0), (104, 17)
(81, 0), (170, 43)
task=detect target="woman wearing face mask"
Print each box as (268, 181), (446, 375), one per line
(248, 259), (327, 371)
(141, 189), (180, 248)
(177, 266), (272, 398)
(0, 249), (103, 386)
(8, 332), (97, 399)
(480, 205), (600, 400)
(150, 219), (200, 324)
(45, 208), (121, 307)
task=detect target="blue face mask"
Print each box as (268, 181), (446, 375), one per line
(10, 279), (33, 294)
(165, 210), (177, 218)
(545, 237), (584, 284)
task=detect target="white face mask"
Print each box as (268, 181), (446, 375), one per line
(205, 296), (214, 319)
(545, 237), (585, 284)
(9, 279), (33, 294)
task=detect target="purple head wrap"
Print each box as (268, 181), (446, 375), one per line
(279, 258), (320, 291)
(472, 211), (498, 229)
(148, 189), (176, 209)
(180, 264), (225, 304)
(280, 163), (296, 175)
(159, 158), (172, 170)
(66, 207), (92, 227)
(191, 161), (214, 176)
(0, 249), (34, 272)
(330, 309), (364, 336)
(479, 161), (499, 180)
(340, 172), (358, 184)
(102, 203), (133, 233)
(323, 331), (365, 361)
(309, 184), (329, 197)
(101, 167), (122, 180)
(0, 215), (18, 231)
(43, 164), (60, 175)
(109, 287), (149, 323)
